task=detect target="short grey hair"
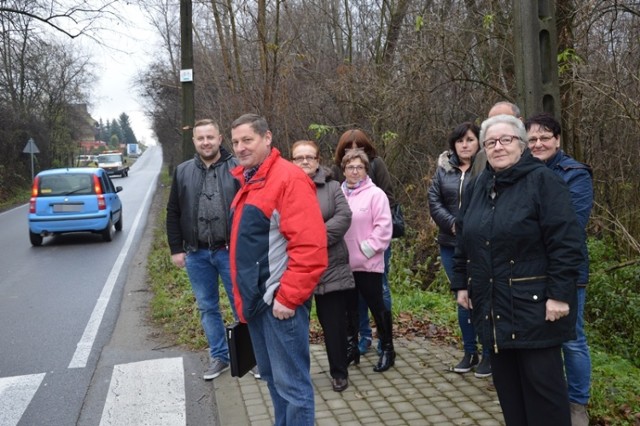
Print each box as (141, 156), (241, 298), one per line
(341, 149), (370, 172)
(480, 114), (527, 150)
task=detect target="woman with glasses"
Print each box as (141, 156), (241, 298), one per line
(525, 112), (593, 426)
(340, 149), (394, 372)
(451, 114), (583, 425)
(333, 129), (396, 363)
(428, 122), (492, 378)
(290, 140), (355, 392)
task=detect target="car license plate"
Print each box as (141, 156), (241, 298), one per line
(53, 203), (83, 213)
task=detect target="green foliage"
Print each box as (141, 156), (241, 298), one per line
(109, 134), (120, 149)
(381, 131), (398, 145)
(308, 123), (334, 140)
(557, 48), (584, 75)
(586, 238), (640, 367)
(0, 185), (30, 211)
(482, 14), (494, 30)
(589, 351), (640, 425)
(388, 238), (457, 331)
(414, 16), (424, 32)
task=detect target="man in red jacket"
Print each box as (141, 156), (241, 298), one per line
(229, 114), (328, 425)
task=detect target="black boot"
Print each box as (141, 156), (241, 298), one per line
(346, 309), (360, 366)
(373, 311), (395, 372)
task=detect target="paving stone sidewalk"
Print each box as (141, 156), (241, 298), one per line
(215, 338), (505, 425)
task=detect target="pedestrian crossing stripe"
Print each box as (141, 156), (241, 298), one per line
(0, 373), (45, 426)
(99, 357), (186, 426)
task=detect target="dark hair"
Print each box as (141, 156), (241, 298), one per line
(231, 113), (269, 136)
(341, 149), (370, 172)
(447, 122), (480, 152)
(334, 129), (377, 166)
(524, 112), (561, 137)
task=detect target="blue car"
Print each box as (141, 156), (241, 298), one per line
(28, 168), (123, 246)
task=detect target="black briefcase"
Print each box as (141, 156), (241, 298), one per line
(225, 321), (256, 377)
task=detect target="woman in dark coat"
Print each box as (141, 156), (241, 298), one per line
(291, 140), (355, 392)
(451, 114), (583, 426)
(428, 122), (491, 377)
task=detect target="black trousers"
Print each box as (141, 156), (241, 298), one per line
(315, 290), (350, 379)
(348, 272), (386, 338)
(492, 346), (571, 426)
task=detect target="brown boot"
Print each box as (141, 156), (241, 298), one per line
(570, 402), (589, 426)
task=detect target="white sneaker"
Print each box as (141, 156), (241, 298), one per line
(249, 366), (261, 379)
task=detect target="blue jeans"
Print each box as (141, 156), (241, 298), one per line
(440, 245), (489, 356)
(248, 303), (314, 426)
(563, 287), (591, 405)
(359, 246), (392, 340)
(185, 248), (237, 362)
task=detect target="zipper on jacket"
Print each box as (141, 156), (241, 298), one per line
(510, 275), (547, 282)
(458, 170), (466, 208)
(509, 261), (516, 341)
(491, 304), (499, 354)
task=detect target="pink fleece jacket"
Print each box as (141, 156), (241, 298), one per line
(342, 177), (392, 273)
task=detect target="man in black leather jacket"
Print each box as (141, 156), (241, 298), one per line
(166, 119), (241, 380)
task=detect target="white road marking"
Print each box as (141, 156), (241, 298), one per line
(99, 358), (186, 426)
(68, 177), (157, 369)
(0, 373), (45, 426)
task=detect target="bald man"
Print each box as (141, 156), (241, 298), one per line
(470, 102), (523, 177)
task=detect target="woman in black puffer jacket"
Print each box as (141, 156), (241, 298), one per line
(428, 122), (491, 377)
(452, 114), (582, 426)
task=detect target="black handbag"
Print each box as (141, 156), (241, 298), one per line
(391, 204), (405, 238)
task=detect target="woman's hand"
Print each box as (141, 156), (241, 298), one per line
(545, 299), (570, 322)
(456, 290), (472, 309)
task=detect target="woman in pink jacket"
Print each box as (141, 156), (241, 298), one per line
(341, 149), (394, 372)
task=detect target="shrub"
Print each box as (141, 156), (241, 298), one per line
(586, 238), (640, 367)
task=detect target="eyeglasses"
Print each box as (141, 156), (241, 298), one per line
(482, 135), (520, 149)
(345, 165), (365, 172)
(292, 155), (318, 163)
(527, 135), (555, 145)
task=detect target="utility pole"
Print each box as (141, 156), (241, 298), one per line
(512, 0), (561, 120)
(180, 0), (195, 161)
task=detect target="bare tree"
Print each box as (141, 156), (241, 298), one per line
(0, 0), (120, 39)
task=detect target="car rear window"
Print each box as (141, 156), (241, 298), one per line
(38, 174), (95, 196)
(98, 155), (121, 162)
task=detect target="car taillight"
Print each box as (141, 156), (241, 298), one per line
(92, 175), (106, 210)
(29, 177), (39, 213)
(31, 177), (39, 197)
(92, 175), (103, 195)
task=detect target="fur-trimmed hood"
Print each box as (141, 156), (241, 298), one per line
(437, 150), (461, 173)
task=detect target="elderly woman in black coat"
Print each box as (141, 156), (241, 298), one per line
(451, 114), (583, 426)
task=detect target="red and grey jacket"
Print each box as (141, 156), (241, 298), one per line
(229, 148), (328, 322)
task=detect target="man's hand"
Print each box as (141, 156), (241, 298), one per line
(171, 253), (186, 268)
(546, 299), (570, 322)
(273, 299), (295, 320)
(456, 290), (472, 309)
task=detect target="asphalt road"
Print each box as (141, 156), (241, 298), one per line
(0, 146), (217, 425)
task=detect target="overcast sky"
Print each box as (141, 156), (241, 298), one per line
(88, 3), (158, 146)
